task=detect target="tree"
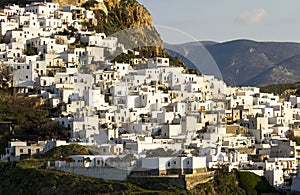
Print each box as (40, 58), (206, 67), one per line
(0, 93), (68, 141)
(81, 0), (99, 10)
(0, 34), (10, 44)
(0, 62), (12, 89)
(24, 47), (38, 56)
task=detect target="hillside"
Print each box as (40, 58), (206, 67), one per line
(167, 40), (300, 86)
(0, 162), (188, 194)
(0, 90), (68, 143)
(243, 54), (300, 86)
(190, 169), (277, 195)
(0, 144), (277, 194)
(260, 82), (300, 96)
(0, 145), (187, 194)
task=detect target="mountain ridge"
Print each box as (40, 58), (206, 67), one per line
(167, 39), (300, 86)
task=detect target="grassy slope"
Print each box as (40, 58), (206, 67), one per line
(191, 169), (246, 195)
(191, 169), (277, 195)
(0, 162), (188, 195)
(0, 145), (188, 194)
(35, 144), (91, 160)
(0, 145), (278, 194)
(237, 171), (277, 195)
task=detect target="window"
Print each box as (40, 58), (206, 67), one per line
(27, 66), (30, 69)
(20, 149), (23, 153)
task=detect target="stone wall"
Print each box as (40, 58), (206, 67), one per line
(128, 171), (214, 190)
(128, 175), (186, 189)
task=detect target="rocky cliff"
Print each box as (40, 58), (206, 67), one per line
(52, 0), (162, 51)
(84, 0), (162, 54)
(52, 0), (154, 31)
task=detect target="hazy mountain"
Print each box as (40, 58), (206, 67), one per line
(242, 54), (300, 86)
(166, 40), (300, 86)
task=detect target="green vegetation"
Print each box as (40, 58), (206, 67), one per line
(260, 82), (300, 97)
(0, 144), (188, 194)
(0, 131), (9, 154)
(0, 91), (68, 141)
(237, 171), (277, 195)
(191, 168), (245, 195)
(214, 170), (246, 195)
(81, 0), (99, 10)
(1, 162), (187, 195)
(112, 46), (185, 67)
(293, 137), (300, 145)
(286, 130), (300, 146)
(35, 144), (90, 161)
(191, 169), (277, 195)
(24, 47), (38, 56)
(0, 34), (10, 44)
(0, 145), (278, 194)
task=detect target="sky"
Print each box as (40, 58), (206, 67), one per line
(137, 0), (300, 44)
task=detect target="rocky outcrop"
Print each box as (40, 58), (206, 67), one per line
(52, 0), (107, 13)
(88, 0), (162, 49)
(116, 0), (153, 27)
(52, 0), (160, 44)
(53, 0), (163, 58)
(52, 0), (153, 27)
